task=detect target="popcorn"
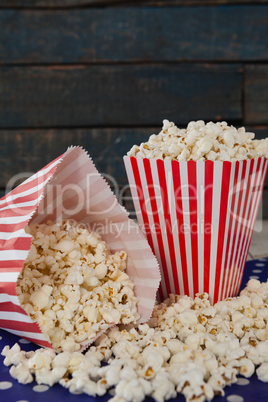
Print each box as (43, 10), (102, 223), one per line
(3, 278), (268, 401)
(256, 363), (268, 382)
(16, 220), (140, 352)
(127, 120), (268, 162)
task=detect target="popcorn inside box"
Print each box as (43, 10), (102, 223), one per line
(0, 146), (161, 351)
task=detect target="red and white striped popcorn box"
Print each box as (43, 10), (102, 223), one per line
(124, 156), (268, 303)
(0, 146), (161, 348)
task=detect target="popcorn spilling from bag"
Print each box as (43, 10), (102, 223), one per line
(3, 278), (268, 402)
(127, 120), (268, 161)
(16, 220), (140, 352)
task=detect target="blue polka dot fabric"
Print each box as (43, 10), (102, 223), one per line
(0, 258), (267, 402)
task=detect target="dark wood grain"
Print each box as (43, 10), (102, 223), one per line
(245, 65), (268, 125)
(0, 124), (266, 188)
(0, 1), (267, 8)
(0, 6), (267, 63)
(0, 127), (155, 189)
(0, 64), (242, 128)
(0, 0), (127, 7)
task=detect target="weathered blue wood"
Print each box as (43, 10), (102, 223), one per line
(0, 1), (267, 8)
(0, 6), (267, 63)
(0, 125), (266, 189)
(0, 127), (155, 188)
(0, 64), (242, 128)
(0, 0), (126, 7)
(245, 65), (268, 125)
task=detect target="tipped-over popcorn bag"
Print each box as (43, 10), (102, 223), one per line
(0, 147), (160, 349)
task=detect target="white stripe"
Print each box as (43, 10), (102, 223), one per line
(137, 296), (156, 306)
(230, 161), (251, 296)
(1, 328), (47, 341)
(218, 163), (236, 301)
(0, 249), (28, 261)
(132, 277), (162, 287)
(109, 239), (149, 251)
(225, 162), (243, 298)
(0, 311), (34, 323)
(0, 293), (21, 305)
(0, 176), (51, 211)
(129, 258), (159, 269)
(239, 158), (266, 285)
(0, 229), (31, 241)
(150, 159), (175, 296)
(137, 158), (168, 298)
(236, 161), (260, 291)
(0, 214), (32, 224)
(180, 161), (193, 298)
(0, 272), (19, 282)
(209, 162), (223, 303)
(165, 159), (184, 295)
(196, 160), (205, 294)
(0, 159), (61, 206)
(238, 159), (259, 283)
(33, 150), (89, 221)
(123, 156), (146, 230)
(0, 199), (39, 213)
(237, 163), (261, 293)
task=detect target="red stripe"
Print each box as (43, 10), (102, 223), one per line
(0, 237), (31, 251)
(0, 267), (21, 273)
(0, 187), (44, 212)
(230, 161), (248, 296)
(225, 162), (244, 298)
(0, 302), (28, 315)
(232, 160), (255, 294)
(237, 158), (268, 292)
(187, 161), (199, 296)
(157, 160), (180, 295)
(213, 162), (232, 302)
(0, 168), (55, 204)
(0, 282), (17, 295)
(30, 339), (52, 348)
(0, 221), (29, 233)
(130, 158), (155, 255)
(143, 159), (171, 296)
(0, 154), (62, 204)
(203, 161), (214, 293)
(23, 337), (52, 349)
(130, 157), (164, 302)
(222, 163), (240, 300)
(235, 159), (262, 293)
(171, 161), (189, 296)
(0, 204), (39, 218)
(0, 260), (24, 269)
(0, 320), (41, 333)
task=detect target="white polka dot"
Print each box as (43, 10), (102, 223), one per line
(249, 275), (259, 279)
(19, 338), (30, 344)
(255, 263), (265, 267)
(16, 400), (30, 402)
(33, 385), (49, 392)
(227, 395), (244, 402)
(252, 269), (262, 273)
(236, 378), (250, 385)
(258, 258), (267, 261)
(0, 381), (13, 390)
(0, 336), (2, 340)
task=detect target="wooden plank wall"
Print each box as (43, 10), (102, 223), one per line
(0, 0), (268, 218)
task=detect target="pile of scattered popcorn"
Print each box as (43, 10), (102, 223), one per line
(4, 278), (268, 402)
(16, 220), (140, 352)
(127, 120), (268, 161)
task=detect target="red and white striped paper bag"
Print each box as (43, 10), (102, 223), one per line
(0, 147), (160, 348)
(124, 156), (268, 303)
